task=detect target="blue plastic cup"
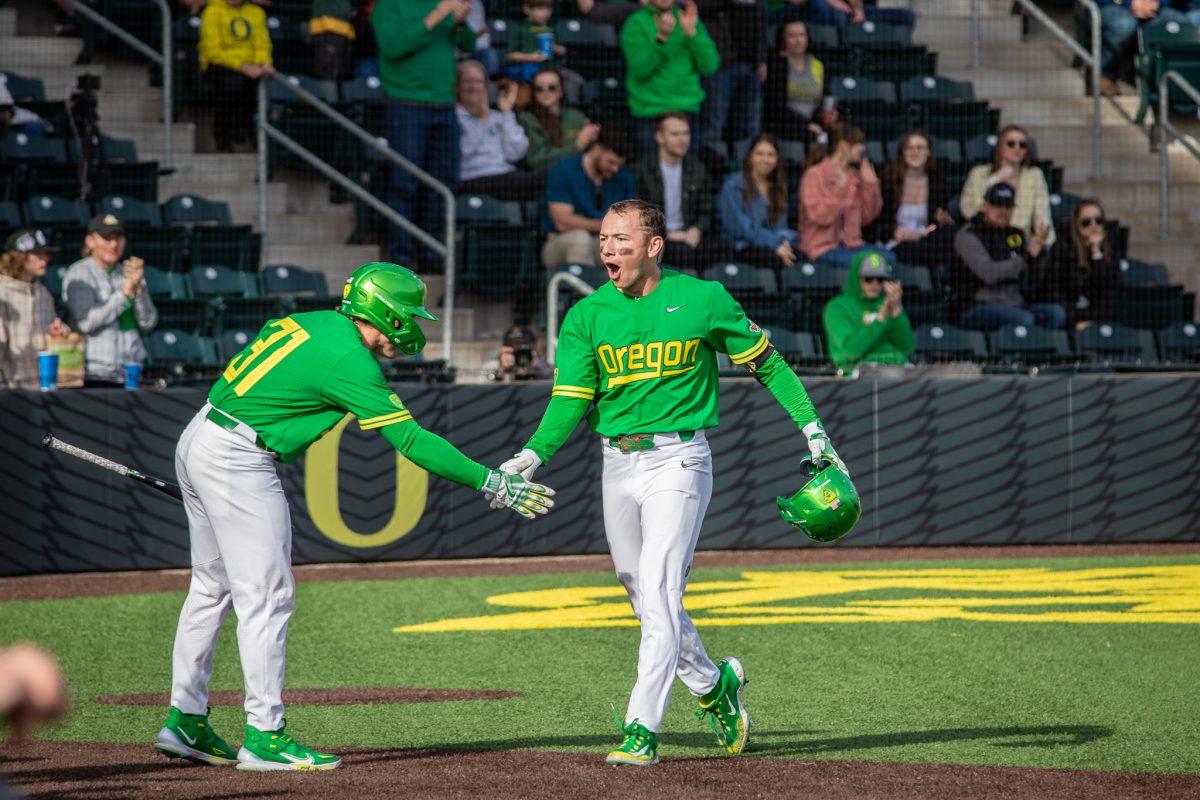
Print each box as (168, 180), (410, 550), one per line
(123, 362), (142, 390)
(536, 31), (554, 59)
(37, 352), (59, 392)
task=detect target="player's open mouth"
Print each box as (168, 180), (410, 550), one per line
(604, 261), (621, 280)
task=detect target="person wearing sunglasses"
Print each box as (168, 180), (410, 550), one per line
(953, 183), (1066, 332)
(959, 124), (1055, 249)
(823, 250), (914, 371)
(519, 67), (601, 172)
(1036, 200), (1121, 330)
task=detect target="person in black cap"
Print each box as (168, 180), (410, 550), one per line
(0, 228), (70, 389)
(61, 214), (158, 387)
(952, 182), (1064, 332)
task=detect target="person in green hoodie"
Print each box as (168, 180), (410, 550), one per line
(822, 250), (914, 371)
(619, 0), (719, 155)
(372, 0), (476, 266)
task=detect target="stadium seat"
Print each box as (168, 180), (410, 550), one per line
(0, 71), (46, 103)
(769, 328), (822, 367)
(219, 328), (258, 362)
(456, 223), (540, 295)
(843, 21), (912, 49)
(106, 162), (161, 203)
(261, 264), (329, 297)
(154, 299), (210, 335)
(99, 195), (163, 227)
(127, 225), (186, 272)
(0, 201), (21, 230)
(781, 262), (844, 332)
(266, 15), (311, 75)
(218, 298), (286, 334)
(456, 194), (522, 226)
(703, 262), (776, 295)
(27, 164), (83, 199)
(1158, 322), (1200, 362)
(806, 24), (840, 50)
(964, 133), (998, 165)
(48, 227), (86, 267)
(1119, 286), (1184, 329)
(860, 47), (937, 85)
(582, 76), (629, 129)
(339, 75), (384, 105)
(1119, 258), (1169, 286)
(2, 130), (68, 164)
(142, 266), (190, 300)
(900, 75), (975, 104)
(891, 264), (934, 292)
(988, 324), (1074, 365)
(148, 329), (217, 371)
(1048, 192), (1085, 221)
(921, 102), (995, 143)
(555, 19), (622, 79)
(1074, 322), (1157, 363)
(25, 195), (89, 227)
(68, 134), (140, 165)
(189, 264), (260, 298)
(290, 296), (340, 314)
(191, 225), (257, 272)
(1135, 18), (1200, 124)
(164, 194), (234, 227)
(38, 265), (70, 298)
(913, 324), (987, 362)
(830, 76), (897, 105)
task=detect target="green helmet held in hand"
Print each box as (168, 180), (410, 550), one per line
(776, 456), (861, 543)
(340, 262), (438, 355)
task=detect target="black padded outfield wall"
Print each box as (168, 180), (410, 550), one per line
(2, 376), (1199, 576)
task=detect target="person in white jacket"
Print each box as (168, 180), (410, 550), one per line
(455, 60), (545, 202)
(0, 229), (70, 389)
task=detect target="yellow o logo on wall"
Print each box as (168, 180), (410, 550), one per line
(305, 415), (427, 547)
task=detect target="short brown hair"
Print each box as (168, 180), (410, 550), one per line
(607, 200), (666, 242)
(654, 111), (689, 131)
(524, 0), (553, 8)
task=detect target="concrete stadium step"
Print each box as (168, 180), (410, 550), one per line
(938, 46), (1076, 72)
(915, 15), (1023, 45)
(8, 64), (108, 100)
(901, 0), (1014, 16)
(263, 243), (381, 282)
(156, 179), (290, 221)
(944, 68), (1085, 98)
(0, 8), (16, 37)
(145, 152), (262, 184)
(998, 97), (1143, 127)
(267, 212), (357, 244)
(101, 122), (197, 155)
(1067, 179), (1198, 212)
(423, 306), (479, 344)
(0, 36), (82, 68)
(98, 89), (165, 123)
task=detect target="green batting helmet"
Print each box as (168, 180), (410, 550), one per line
(776, 457), (862, 543)
(340, 262), (438, 355)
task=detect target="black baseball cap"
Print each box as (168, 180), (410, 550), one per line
(984, 183), (1016, 208)
(87, 213), (125, 236)
(4, 227), (58, 254)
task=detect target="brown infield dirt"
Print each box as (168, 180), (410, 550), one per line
(3, 543), (1200, 799)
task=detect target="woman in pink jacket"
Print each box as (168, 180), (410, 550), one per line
(798, 122), (891, 268)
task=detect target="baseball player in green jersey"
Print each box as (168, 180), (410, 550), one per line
(154, 263), (555, 772)
(496, 200), (847, 766)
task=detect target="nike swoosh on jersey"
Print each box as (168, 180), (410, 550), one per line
(666, 305), (685, 313)
(280, 752), (315, 765)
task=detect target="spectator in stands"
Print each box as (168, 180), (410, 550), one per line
(506, 0), (566, 85)
(823, 250), (913, 370)
(456, 62), (545, 202)
(1040, 199), (1121, 329)
(520, 67), (601, 171)
(0, 229), (70, 390)
(373, 0), (475, 267)
(763, 19), (835, 143)
(799, 122), (888, 268)
(806, 0), (916, 28)
(1097, 0), (1188, 95)
(467, 0), (501, 77)
(542, 128), (636, 268)
(62, 215), (159, 387)
(959, 124), (1055, 248)
(697, 0), (765, 159)
(716, 133), (799, 270)
(486, 325), (552, 381)
(634, 112), (731, 270)
(561, 0), (638, 27)
(953, 183), (1064, 331)
(199, 0), (275, 153)
(620, 0), (720, 154)
(310, 0), (356, 82)
(878, 129), (956, 266)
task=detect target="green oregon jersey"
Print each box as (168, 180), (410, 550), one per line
(546, 269), (767, 437)
(207, 311), (414, 463)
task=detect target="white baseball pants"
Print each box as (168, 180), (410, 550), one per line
(602, 431), (722, 733)
(169, 405), (294, 731)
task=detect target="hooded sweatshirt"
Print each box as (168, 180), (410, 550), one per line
(822, 254), (914, 370)
(0, 272), (57, 389)
(619, 4), (720, 118)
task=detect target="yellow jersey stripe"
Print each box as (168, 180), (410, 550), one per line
(729, 334), (769, 365)
(552, 389), (595, 401)
(360, 408), (411, 426)
(606, 364), (696, 389)
(553, 384), (595, 397)
(359, 412), (413, 430)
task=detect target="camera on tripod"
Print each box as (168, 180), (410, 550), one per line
(69, 73), (104, 203)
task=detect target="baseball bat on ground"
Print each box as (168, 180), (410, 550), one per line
(41, 433), (183, 500)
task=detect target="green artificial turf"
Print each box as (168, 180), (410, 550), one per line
(1, 554), (1197, 774)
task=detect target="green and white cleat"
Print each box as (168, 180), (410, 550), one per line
(696, 657), (751, 754)
(606, 708), (659, 766)
(236, 721), (341, 771)
(154, 707), (237, 766)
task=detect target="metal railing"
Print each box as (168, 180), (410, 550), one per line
(257, 74), (457, 363)
(970, 0), (1102, 179)
(60, 0), (172, 169)
(1157, 70), (1200, 237)
(545, 271), (597, 365)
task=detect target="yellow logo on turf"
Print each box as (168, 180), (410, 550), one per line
(595, 338), (701, 389)
(395, 564), (1200, 633)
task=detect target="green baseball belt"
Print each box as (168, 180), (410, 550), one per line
(609, 431), (696, 453)
(206, 406), (276, 456)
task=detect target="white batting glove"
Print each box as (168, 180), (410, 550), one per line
(489, 449), (542, 510)
(803, 421), (850, 477)
(482, 469), (556, 519)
